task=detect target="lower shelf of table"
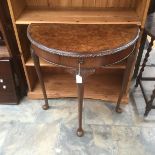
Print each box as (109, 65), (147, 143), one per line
(28, 69), (128, 104)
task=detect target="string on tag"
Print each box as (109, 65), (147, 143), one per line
(76, 61), (83, 84)
(78, 62), (81, 75)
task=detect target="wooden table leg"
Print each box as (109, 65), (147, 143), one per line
(144, 88), (155, 117)
(67, 68), (95, 137)
(135, 37), (154, 88)
(133, 30), (147, 79)
(31, 48), (49, 110)
(76, 82), (84, 137)
(116, 51), (136, 113)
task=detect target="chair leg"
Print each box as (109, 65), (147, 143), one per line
(76, 82), (84, 137)
(144, 88), (155, 117)
(116, 52), (135, 113)
(31, 48), (49, 110)
(133, 30), (147, 79)
(135, 38), (154, 88)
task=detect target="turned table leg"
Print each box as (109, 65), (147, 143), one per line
(76, 81), (84, 137)
(135, 38), (154, 88)
(31, 48), (49, 110)
(144, 88), (155, 117)
(116, 51), (136, 113)
(133, 30), (147, 78)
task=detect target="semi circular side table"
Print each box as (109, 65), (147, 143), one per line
(27, 24), (139, 137)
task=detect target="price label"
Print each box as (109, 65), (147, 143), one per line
(76, 74), (82, 84)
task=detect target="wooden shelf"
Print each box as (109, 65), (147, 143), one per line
(15, 8), (141, 25)
(25, 57), (56, 67)
(28, 69), (128, 103)
(25, 57), (126, 69)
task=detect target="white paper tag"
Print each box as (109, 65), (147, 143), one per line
(76, 74), (82, 84)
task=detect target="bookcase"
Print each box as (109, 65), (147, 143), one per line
(7, 0), (150, 103)
(0, 0), (26, 103)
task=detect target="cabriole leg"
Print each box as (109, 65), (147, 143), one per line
(116, 51), (135, 113)
(76, 82), (84, 137)
(31, 48), (49, 110)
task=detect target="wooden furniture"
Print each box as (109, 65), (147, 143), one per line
(6, 0), (150, 103)
(0, 0), (27, 104)
(0, 58), (19, 103)
(0, 29), (19, 103)
(0, 19), (18, 103)
(134, 0), (155, 78)
(135, 13), (155, 116)
(28, 23), (139, 136)
(0, 30), (16, 103)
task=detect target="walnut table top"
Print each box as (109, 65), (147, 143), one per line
(28, 24), (139, 58)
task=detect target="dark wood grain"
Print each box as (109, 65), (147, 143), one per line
(28, 24), (139, 56)
(28, 24), (139, 69)
(0, 58), (18, 103)
(0, 0), (27, 103)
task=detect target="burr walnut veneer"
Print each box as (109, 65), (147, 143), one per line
(27, 24), (139, 136)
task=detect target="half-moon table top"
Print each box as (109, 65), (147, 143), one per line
(27, 24), (139, 58)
